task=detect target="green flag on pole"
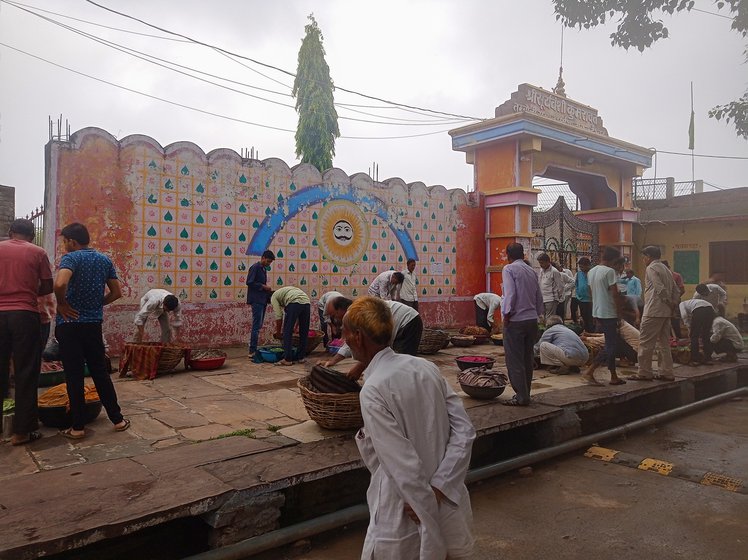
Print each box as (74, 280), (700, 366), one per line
(688, 82), (695, 150)
(688, 109), (695, 150)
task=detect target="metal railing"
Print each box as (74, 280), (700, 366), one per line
(633, 177), (702, 202)
(533, 182), (579, 211)
(19, 205), (45, 247)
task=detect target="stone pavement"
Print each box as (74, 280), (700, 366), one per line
(0, 339), (623, 478)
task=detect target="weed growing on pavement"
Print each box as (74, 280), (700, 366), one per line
(211, 428), (256, 440)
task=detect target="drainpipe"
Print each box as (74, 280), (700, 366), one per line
(185, 386), (747, 560)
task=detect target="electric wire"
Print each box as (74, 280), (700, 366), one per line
(3, 0), (474, 125)
(82, 0), (486, 121)
(0, 41), (455, 140)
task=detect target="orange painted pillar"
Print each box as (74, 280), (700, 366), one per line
(473, 140), (540, 295)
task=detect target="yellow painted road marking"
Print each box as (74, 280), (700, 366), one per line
(637, 458), (674, 476)
(584, 447), (745, 494)
(584, 446), (619, 462)
(701, 472), (744, 492)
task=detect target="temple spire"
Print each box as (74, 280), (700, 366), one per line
(553, 26), (567, 98)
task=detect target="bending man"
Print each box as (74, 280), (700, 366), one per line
(133, 289), (182, 343)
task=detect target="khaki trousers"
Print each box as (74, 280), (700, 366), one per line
(637, 315), (673, 378)
(539, 342), (587, 367)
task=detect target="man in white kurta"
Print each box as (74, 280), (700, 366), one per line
(343, 297), (475, 560)
(133, 288), (183, 343)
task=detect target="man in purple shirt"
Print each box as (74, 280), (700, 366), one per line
(501, 243), (544, 406)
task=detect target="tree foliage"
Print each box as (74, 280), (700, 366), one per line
(292, 15), (340, 172)
(553, 0), (748, 139)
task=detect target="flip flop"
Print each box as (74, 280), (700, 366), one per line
(114, 418), (131, 432)
(60, 428), (85, 440)
(609, 379), (627, 385)
(274, 359), (295, 366)
(580, 377), (604, 386)
(626, 375), (654, 381)
(11, 432), (43, 446)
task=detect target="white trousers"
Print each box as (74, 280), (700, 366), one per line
(539, 342), (587, 367)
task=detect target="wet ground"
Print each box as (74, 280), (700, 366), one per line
(260, 395), (748, 560)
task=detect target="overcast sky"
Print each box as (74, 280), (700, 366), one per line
(1, 0), (746, 217)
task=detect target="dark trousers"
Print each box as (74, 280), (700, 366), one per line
(570, 298), (579, 323)
(690, 307), (715, 362)
(392, 316), (424, 355)
(401, 300), (419, 312)
(594, 318), (619, 373)
(671, 317), (682, 338)
(283, 303), (311, 362)
(503, 319), (538, 405)
(56, 322), (123, 431)
(713, 338), (738, 356)
(474, 303), (490, 331)
(0, 311), (41, 433)
(578, 301), (593, 333)
(318, 309), (330, 348)
(248, 302), (266, 353)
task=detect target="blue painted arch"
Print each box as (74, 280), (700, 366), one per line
(246, 185), (417, 261)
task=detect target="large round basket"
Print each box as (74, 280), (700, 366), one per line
(292, 330), (325, 355)
(418, 329), (450, 355)
(298, 377), (363, 430)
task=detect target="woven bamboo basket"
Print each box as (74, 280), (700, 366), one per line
(298, 377), (363, 430)
(418, 329), (450, 355)
(130, 342), (187, 372)
(291, 330), (325, 355)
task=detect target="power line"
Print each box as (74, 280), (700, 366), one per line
(82, 0), (486, 121)
(0, 41), (455, 140)
(691, 7), (736, 20)
(3, 0), (473, 125)
(656, 149), (748, 160)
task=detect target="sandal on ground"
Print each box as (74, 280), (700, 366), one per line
(609, 378), (627, 385)
(59, 428), (85, 440)
(114, 418), (131, 432)
(274, 359), (295, 366)
(654, 375), (675, 381)
(501, 397), (529, 407)
(11, 431), (43, 446)
(580, 377), (604, 386)
(626, 374), (654, 381)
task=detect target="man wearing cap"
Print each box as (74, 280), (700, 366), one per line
(0, 219), (53, 446)
(133, 289), (183, 343)
(630, 246), (681, 381)
(246, 250), (275, 359)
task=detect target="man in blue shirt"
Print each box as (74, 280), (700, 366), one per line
(501, 243), (544, 406)
(54, 223), (129, 439)
(246, 250), (275, 359)
(582, 247), (627, 386)
(574, 257), (593, 332)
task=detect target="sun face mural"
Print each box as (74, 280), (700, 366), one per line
(317, 200), (369, 265)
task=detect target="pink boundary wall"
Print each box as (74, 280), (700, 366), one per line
(45, 128), (485, 354)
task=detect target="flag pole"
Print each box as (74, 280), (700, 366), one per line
(690, 82), (695, 186)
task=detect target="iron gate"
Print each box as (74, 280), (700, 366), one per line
(531, 196), (598, 268)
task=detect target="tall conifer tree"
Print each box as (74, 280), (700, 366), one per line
(293, 15), (340, 171)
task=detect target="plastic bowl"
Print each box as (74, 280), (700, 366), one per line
(459, 382), (505, 399)
(258, 347), (285, 363)
(189, 356), (226, 370)
(455, 355), (495, 371)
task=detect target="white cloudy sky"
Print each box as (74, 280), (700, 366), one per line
(1, 0), (746, 217)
